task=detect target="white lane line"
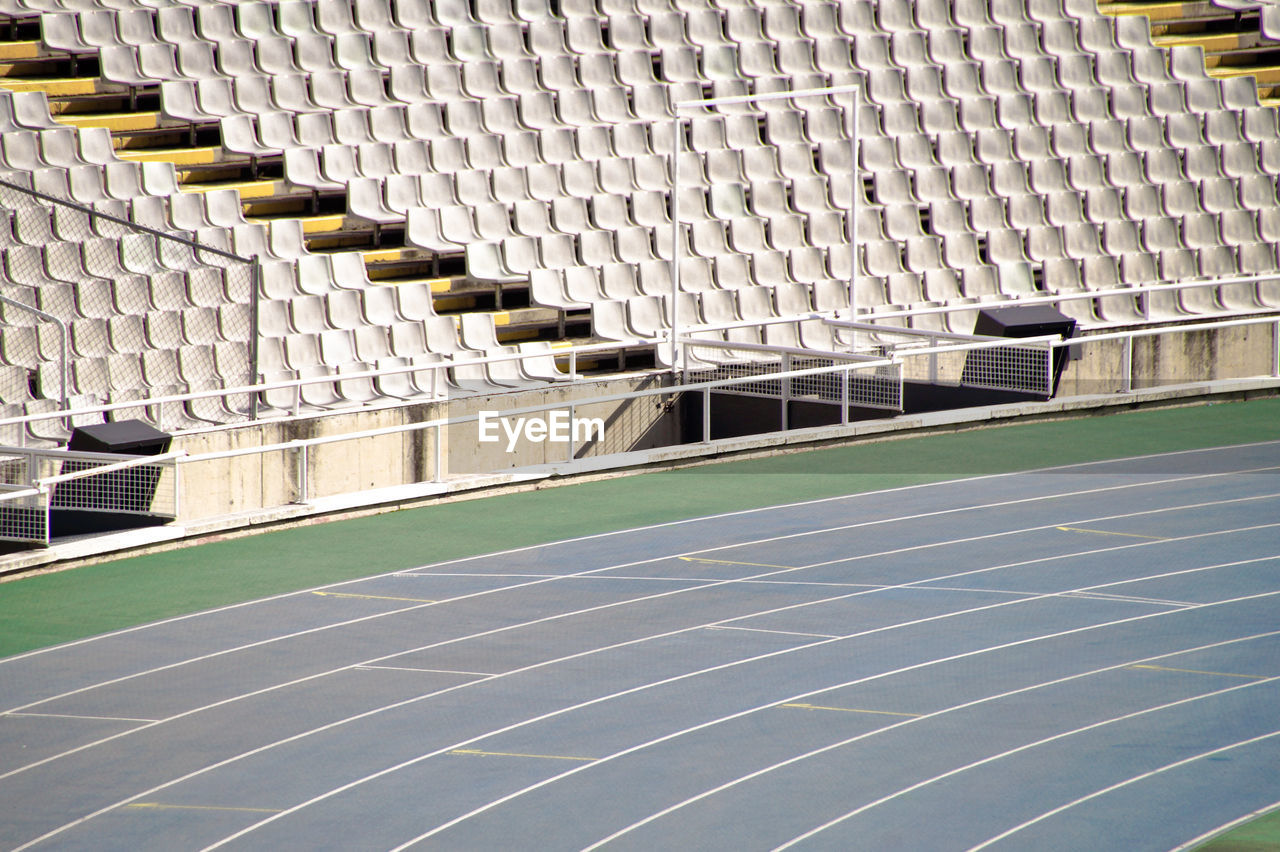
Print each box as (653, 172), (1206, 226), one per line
(355, 666), (496, 677)
(967, 728), (1280, 851)
(23, 541), (1278, 852)
(1168, 796), (1280, 851)
(588, 631), (1280, 850)
(3, 439), (1274, 672)
(0, 454), (1037, 666)
(775, 683), (1280, 849)
(792, 489), (1280, 572)
(4, 712), (158, 724)
(10, 475), (1277, 724)
(389, 590), (1280, 851)
(1060, 591), (1197, 608)
(0, 544), (762, 783)
(9, 502), (1274, 787)
(705, 626), (842, 640)
(7, 497), (1278, 851)
(210, 564), (1280, 852)
(11, 575), (938, 850)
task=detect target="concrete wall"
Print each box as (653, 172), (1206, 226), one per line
(174, 400), (442, 521)
(171, 375), (676, 522)
(1057, 320), (1279, 397)
(167, 320), (1278, 524)
(446, 374), (679, 473)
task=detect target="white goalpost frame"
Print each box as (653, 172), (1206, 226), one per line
(670, 81), (864, 371)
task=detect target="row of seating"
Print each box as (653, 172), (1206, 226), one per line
(2, 0), (1279, 432)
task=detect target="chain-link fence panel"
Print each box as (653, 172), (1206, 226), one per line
(0, 175), (257, 432)
(682, 338), (903, 412)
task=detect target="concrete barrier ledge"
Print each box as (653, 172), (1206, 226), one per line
(3, 376), (1278, 577)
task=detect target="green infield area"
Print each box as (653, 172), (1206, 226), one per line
(1, 396), (1278, 659)
(1196, 807), (1280, 851)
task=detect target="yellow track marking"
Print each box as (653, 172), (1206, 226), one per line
(678, 556), (796, 570)
(1055, 526), (1168, 541)
(1128, 664), (1268, 680)
(781, 703), (923, 718)
(311, 591), (437, 604)
(124, 803), (282, 814)
(449, 749), (595, 762)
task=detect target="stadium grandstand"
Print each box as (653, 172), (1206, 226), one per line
(0, 0), (1279, 553)
(5, 2), (1280, 847)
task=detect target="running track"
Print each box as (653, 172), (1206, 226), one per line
(2, 442), (1280, 851)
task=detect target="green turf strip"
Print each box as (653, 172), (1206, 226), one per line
(1196, 808), (1280, 851)
(1, 397), (1278, 659)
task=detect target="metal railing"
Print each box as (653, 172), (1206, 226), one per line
(0, 311), (1277, 545)
(0, 447), (182, 545)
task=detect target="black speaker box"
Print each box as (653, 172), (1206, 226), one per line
(963, 305), (1076, 397)
(971, 304), (1077, 341)
(53, 420), (172, 515)
(67, 420), (172, 456)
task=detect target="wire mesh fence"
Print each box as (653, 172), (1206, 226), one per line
(0, 174), (257, 436)
(0, 447), (178, 545)
(958, 342), (1055, 396)
(682, 338), (904, 412)
(823, 320), (1058, 399)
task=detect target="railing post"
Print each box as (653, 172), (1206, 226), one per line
(702, 386), (711, 442)
(1273, 320), (1279, 377)
(841, 365), (850, 425)
(249, 261), (262, 420)
(669, 116), (683, 373)
(41, 487), (51, 547)
(1044, 343), (1054, 398)
(172, 459), (181, 520)
(781, 354), (790, 431)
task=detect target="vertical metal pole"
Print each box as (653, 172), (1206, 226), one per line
(56, 316), (68, 420)
(249, 261), (261, 420)
(173, 460), (182, 520)
(781, 354), (790, 431)
(1273, 319), (1279, 377)
(569, 348), (577, 379)
(1045, 343), (1054, 398)
(41, 487), (50, 547)
(840, 365), (849, 425)
(849, 84), (860, 321)
(670, 115), (683, 371)
(702, 386), (711, 442)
